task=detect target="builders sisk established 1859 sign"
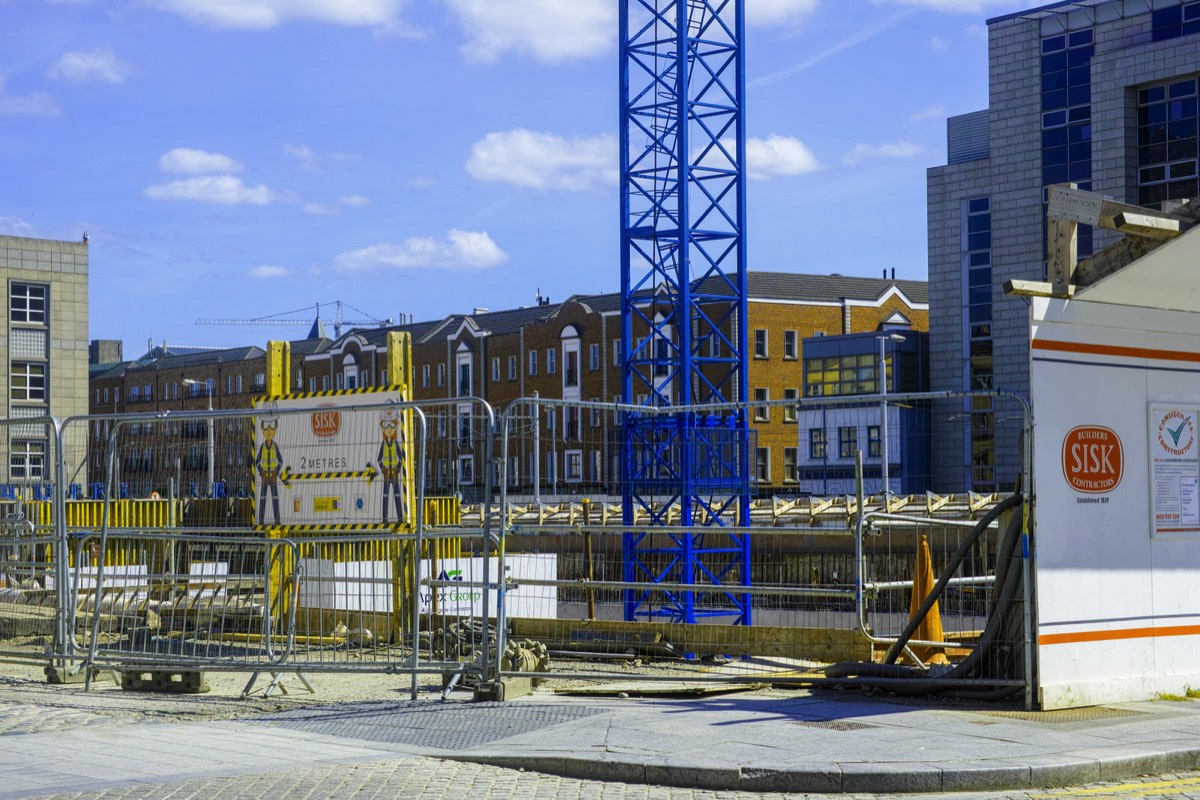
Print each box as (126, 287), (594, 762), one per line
(1061, 425), (1124, 496)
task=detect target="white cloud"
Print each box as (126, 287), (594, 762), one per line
(910, 105), (946, 123)
(142, 0), (410, 29)
(246, 265), (291, 279)
(144, 175), (277, 205)
(873, 0), (1009, 11)
(283, 143), (357, 173)
(158, 148), (243, 175)
(750, 9), (915, 88)
(447, 0), (612, 63)
(467, 129), (617, 191)
(47, 47), (131, 84)
(746, 135), (820, 179)
(929, 35), (948, 51)
(303, 195), (372, 215)
(843, 140), (925, 165)
(335, 229), (508, 271)
(749, 0), (817, 25)
(0, 75), (58, 116)
(0, 217), (35, 237)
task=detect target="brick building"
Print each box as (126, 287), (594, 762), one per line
(306, 272), (927, 500)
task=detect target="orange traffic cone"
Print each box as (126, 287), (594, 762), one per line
(908, 534), (949, 666)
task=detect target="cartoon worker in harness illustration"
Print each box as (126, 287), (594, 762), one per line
(377, 404), (404, 524)
(255, 406), (285, 525)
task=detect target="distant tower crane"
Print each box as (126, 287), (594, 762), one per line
(620, 0), (751, 624)
(196, 300), (393, 339)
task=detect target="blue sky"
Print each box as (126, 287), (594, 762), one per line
(1, 0), (1013, 352)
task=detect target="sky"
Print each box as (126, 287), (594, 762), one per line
(0, 0), (1017, 352)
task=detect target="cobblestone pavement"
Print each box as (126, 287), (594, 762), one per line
(16, 760), (1200, 800)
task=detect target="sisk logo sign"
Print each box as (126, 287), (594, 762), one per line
(1061, 425), (1123, 494)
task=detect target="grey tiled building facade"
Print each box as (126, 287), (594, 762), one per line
(0, 235), (89, 483)
(928, 0), (1200, 491)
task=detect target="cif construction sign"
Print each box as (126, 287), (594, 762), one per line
(251, 391), (414, 530)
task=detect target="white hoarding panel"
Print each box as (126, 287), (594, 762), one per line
(251, 392), (411, 529)
(1031, 296), (1200, 708)
(296, 554), (558, 620)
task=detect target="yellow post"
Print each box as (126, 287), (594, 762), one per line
(266, 340), (291, 398)
(908, 534), (948, 666)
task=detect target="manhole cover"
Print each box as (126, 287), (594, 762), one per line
(793, 719), (878, 731)
(980, 707), (1145, 724)
(255, 700), (605, 751)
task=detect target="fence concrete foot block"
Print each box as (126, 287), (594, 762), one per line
(44, 666), (120, 686)
(120, 670), (210, 694)
(473, 676), (532, 702)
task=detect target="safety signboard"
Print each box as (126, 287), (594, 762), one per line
(251, 391), (412, 529)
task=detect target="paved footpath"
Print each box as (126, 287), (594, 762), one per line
(5, 686), (1200, 798)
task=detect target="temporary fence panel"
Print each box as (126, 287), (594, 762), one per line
(69, 531), (297, 672)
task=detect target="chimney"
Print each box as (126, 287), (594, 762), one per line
(892, 268), (896, 280)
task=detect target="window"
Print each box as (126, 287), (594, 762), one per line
(336, 373), (344, 390)
(10, 284), (46, 324)
(547, 348), (557, 375)
(458, 412), (472, 446)
(295, 369), (303, 391)
(565, 450), (583, 483)
(309, 377), (317, 393)
(868, 425), (882, 458)
(492, 357), (500, 383)
(529, 351), (538, 376)
(226, 376), (233, 395)
(755, 447), (770, 482)
(1041, 28), (1093, 257)
(753, 387), (769, 421)
(437, 363), (446, 387)
(1138, 78), (1200, 208)
(236, 375), (243, 394)
(754, 328), (768, 358)
(508, 355), (517, 381)
(458, 455), (475, 485)
(809, 428), (827, 460)
(564, 407), (580, 441)
(564, 350), (579, 387)
(11, 440), (45, 479)
(784, 447), (798, 483)
(783, 388), (798, 423)
(612, 340), (621, 366)
(144, 384), (152, 401)
(590, 398), (601, 428)
(838, 427), (858, 459)
(1152, 1), (1200, 43)
(784, 330), (798, 360)
(380, 369), (388, 386)
(589, 343), (600, 371)
(13, 363), (47, 401)
(458, 362), (471, 397)
(248, 375), (260, 392)
(344, 354), (359, 389)
(422, 364), (430, 388)
(322, 375), (330, 391)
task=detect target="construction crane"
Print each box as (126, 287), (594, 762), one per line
(196, 301), (393, 339)
(620, 0), (751, 624)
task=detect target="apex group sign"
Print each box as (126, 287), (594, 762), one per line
(1061, 425), (1124, 494)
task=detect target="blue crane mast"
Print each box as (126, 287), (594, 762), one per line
(619, 0), (752, 624)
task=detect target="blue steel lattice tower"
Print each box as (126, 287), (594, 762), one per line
(619, 0), (751, 624)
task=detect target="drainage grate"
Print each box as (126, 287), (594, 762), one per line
(979, 707), (1146, 724)
(254, 700), (606, 751)
(793, 719), (879, 731)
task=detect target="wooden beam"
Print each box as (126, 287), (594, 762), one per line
(1072, 236), (1157, 288)
(1113, 211), (1183, 240)
(1048, 217), (1078, 297)
(1004, 279), (1076, 298)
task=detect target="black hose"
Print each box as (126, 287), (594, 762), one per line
(883, 493), (1024, 665)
